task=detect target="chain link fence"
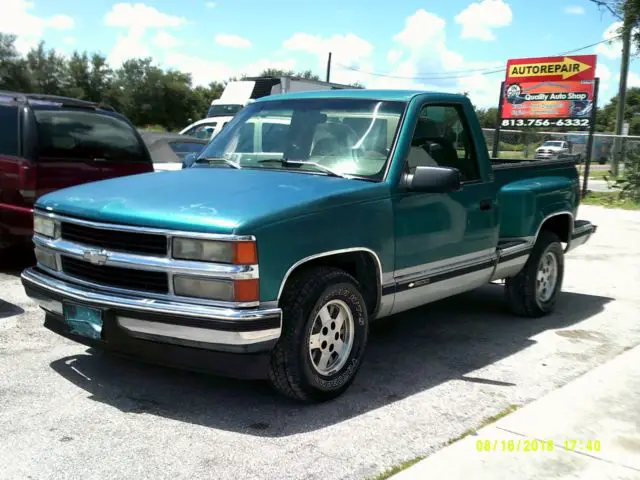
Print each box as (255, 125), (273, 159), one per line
(483, 128), (640, 195)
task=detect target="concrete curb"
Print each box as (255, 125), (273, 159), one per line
(391, 345), (640, 479)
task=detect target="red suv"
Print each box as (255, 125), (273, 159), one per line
(0, 92), (154, 251)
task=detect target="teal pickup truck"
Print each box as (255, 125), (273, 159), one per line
(21, 89), (596, 402)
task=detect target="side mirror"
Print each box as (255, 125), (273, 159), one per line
(403, 166), (461, 193)
(182, 152), (197, 169)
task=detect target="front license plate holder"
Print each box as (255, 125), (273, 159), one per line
(63, 303), (104, 341)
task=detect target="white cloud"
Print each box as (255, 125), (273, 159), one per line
(564, 5), (585, 15)
(387, 49), (402, 64)
(283, 32), (373, 84)
(104, 3), (186, 29)
(154, 31), (182, 49)
(104, 3), (187, 65)
(47, 14), (75, 30)
(359, 9), (502, 107)
(164, 53), (234, 86)
(596, 63), (613, 90)
(455, 0), (512, 41)
(627, 72), (640, 88)
(0, 0), (75, 54)
(63, 36), (76, 46)
(595, 22), (640, 59)
(238, 58), (297, 77)
(109, 30), (151, 65)
(215, 34), (252, 48)
(205, 1), (216, 7)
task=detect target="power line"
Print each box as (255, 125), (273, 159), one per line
(332, 35), (622, 81)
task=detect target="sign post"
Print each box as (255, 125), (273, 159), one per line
(581, 77), (600, 198)
(492, 81), (506, 158)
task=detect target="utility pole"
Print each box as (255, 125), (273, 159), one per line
(326, 52), (332, 83)
(612, 3), (634, 177)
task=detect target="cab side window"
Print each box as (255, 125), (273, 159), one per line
(406, 104), (481, 182)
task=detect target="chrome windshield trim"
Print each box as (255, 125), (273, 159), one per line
(34, 209), (256, 242)
(22, 268), (280, 322)
(34, 235), (259, 280)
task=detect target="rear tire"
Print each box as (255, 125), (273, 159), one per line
(505, 230), (564, 318)
(268, 267), (369, 402)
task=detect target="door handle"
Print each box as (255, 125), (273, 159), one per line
(479, 199), (492, 211)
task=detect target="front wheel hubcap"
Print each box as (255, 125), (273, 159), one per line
(308, 299), (354, 375)
(536, 250), (558, 303)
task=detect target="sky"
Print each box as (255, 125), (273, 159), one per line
(1, 0), (638, 108)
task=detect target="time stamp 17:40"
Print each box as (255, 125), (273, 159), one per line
(501, 118), (590, 127)
(476, 439), (602, 453)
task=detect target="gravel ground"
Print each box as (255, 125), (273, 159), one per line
(1, 204), (639, 480)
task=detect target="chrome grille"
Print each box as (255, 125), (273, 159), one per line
(61, 256), (169, 294)
(60, 222), (167, 256)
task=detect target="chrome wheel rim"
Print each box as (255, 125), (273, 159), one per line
(536, 250), (558, 303)
(308, 299), (354, 375)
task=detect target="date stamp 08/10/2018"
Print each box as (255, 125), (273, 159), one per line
(475, 438), (602, 453)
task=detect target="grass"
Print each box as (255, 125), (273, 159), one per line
(369, 404), (520, 480)
(586, 169), (611, 180)
(581, 191), (640, 210)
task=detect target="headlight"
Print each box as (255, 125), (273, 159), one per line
(33, 214), (58, 238)
(172, 238), (257, 264)
(173, 275), (258, 302)
(34, 247), (59, 271)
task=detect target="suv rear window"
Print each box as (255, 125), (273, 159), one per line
(33, 108), (147, 162)
(0, 103), (19, 156)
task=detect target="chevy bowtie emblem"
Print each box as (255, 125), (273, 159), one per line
(83, 249), (109, 266)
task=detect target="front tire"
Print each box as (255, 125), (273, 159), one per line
(268, 267), (369, 402)
(505, 230), (565, 318)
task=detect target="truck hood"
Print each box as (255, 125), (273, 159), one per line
(35, 168), (386, 234)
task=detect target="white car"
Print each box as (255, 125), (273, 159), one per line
(534, 140), (570, 160)
(179, 116), (233, 141)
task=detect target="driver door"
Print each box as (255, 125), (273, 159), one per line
(390, 101), (499, 315)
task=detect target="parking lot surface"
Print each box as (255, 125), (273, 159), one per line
(1, 205), (639, 480)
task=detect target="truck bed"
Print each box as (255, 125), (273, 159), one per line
(490, 157), (576, 169)
(489, 157), (580, 240)
(490, 157), (578, 190)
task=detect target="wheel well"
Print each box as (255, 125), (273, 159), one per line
(280, 251), (380, 316)
(539, 214), (572, 243)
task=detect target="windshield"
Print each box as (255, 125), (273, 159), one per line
(543, 141), (563, 147)
(207, 104), (243, 117)
(196, 98), (406, 180)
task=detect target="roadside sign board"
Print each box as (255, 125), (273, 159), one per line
(500, 80), (595, 128)
(506, 55), (597, 83)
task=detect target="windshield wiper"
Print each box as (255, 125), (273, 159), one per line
(258, 157), (345, 178)
(195, 156), (241, 169)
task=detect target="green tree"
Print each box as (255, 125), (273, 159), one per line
(0, 33), (31, 91)
(26, 42), (68, 95)
(475, 107), (499, 129)
(595, 87), (640, 133)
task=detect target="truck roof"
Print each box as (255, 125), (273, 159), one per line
(252, 89), (465, 103)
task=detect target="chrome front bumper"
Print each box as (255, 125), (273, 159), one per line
(21, 267), (282, 353)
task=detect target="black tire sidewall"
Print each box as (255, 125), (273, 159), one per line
(296, 280), (368, 395)
(532, 238), (564, 312)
